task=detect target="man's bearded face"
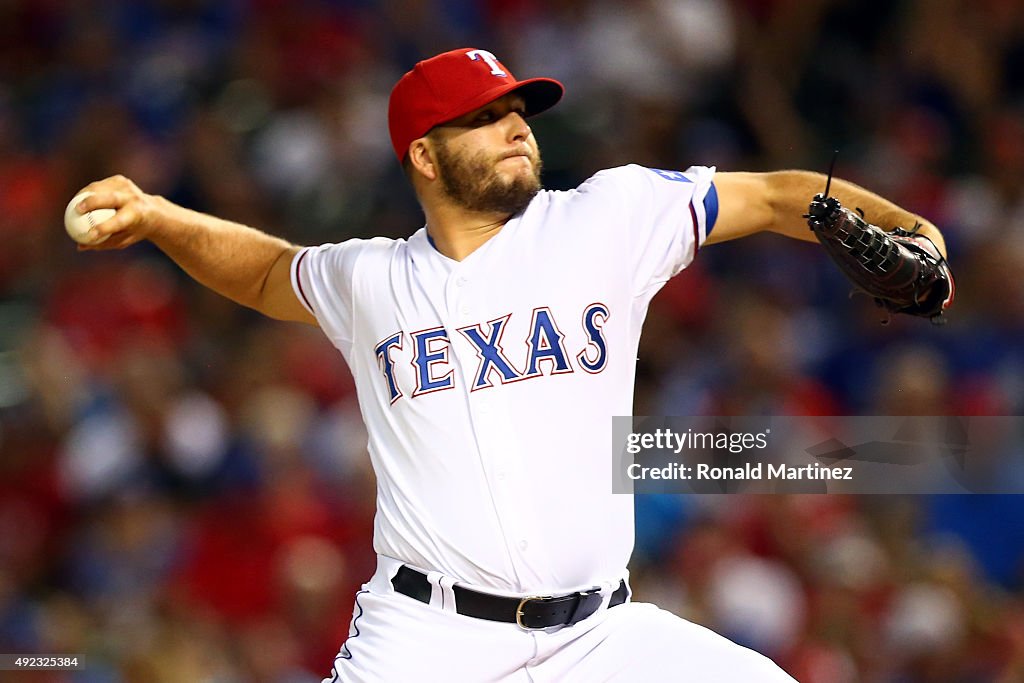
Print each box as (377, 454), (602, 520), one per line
(433, 137), (543, 216)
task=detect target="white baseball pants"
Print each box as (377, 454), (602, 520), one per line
(322, 557), (797, 682)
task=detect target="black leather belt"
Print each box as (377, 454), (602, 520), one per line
(391, 565), (629, 629)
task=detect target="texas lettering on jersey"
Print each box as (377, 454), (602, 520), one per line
(374, 303), (610, 404)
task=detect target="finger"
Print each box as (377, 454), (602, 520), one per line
(75, 191), (133, 214)
(77, 230), (142, 252)
(89, 203), (140, 241)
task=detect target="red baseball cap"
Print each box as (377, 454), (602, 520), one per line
(388, 48), (564, 162)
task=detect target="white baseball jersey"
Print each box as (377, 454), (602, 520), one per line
(291, 163), (717, 596)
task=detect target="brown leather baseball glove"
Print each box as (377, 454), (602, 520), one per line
(806, 194), (955, 324)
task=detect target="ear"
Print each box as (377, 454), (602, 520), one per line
(408, 138), (438, 182)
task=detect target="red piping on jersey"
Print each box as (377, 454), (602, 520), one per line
(295, 249), (315, 313)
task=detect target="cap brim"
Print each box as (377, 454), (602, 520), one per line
(435, 77), (564, 128)
(513, 78), (564, 118)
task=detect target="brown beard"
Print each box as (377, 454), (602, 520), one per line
(433, 139), (543, 215)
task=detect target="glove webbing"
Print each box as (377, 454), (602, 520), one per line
(811, 197), (910, 280)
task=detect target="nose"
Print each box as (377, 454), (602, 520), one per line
(505, 111), (530, 142)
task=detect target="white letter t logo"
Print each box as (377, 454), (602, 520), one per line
(466, 50), (507, 77)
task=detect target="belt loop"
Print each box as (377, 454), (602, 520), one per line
(438, 574), (458, 613)
(598, 578), (630, 609)
(426, 571), (458, 613)
(599, 579), (616, 608)
(426, 570), (443, 608)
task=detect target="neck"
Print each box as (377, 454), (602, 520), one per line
(423, 203), (513, 261)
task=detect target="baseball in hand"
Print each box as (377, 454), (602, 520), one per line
(64, 192), (115, 245)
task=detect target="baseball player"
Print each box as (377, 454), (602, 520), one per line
(74, 48), (952, 682)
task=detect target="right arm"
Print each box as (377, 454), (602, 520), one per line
(75, 175), (317, 326)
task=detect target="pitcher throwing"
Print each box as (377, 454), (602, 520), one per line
(71, 48), (952, 682)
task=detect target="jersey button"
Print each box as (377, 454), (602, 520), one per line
(460, 305), (471, 316)
(456, 276), (468, 287)
(519, 540), (529, 551)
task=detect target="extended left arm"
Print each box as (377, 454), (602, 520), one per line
(707, 171), (947, 258)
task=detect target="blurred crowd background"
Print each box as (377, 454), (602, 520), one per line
(1, 0), (1024, 681)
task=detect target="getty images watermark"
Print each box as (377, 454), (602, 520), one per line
(612, 416), (1024, 494)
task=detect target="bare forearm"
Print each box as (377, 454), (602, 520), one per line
(73, 175), (314, 324)
(148, 197), (294, 310)
(765, 171), (946, 256)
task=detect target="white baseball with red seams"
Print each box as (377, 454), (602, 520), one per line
(64, 192), (114, 245)
(291, 162), (797, 681)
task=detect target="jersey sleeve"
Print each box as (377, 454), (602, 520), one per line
(587, 164), (717, 298)
(290, 241), (362, 350)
